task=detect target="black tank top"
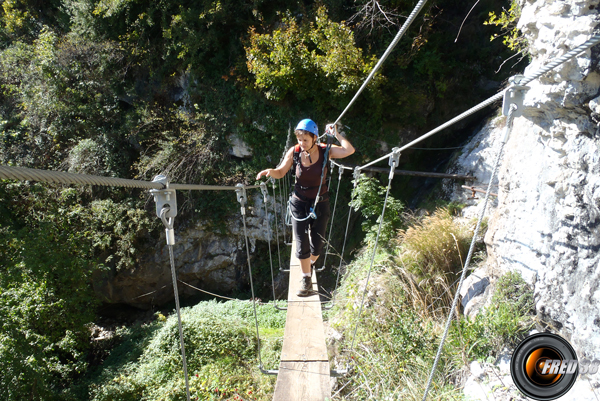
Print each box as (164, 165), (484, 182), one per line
(294, 144), (328, 200)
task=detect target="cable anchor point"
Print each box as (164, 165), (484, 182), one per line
(389, 148), (401, 179)
(502, 74), (530, 118)
(150, 175), (177, 246)
(235, 183), (247, 216)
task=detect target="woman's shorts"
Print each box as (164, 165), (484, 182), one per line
(289, 194), (331, 260)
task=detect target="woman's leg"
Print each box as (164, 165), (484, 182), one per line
(290, 196), (312, 274)
(308, 200), (331, 266)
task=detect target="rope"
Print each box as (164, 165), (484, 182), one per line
(162, 208), (191, 401)
(334, 0), (430, 125)
(330, 159), (355, 171)
(349, 156), (398, 353)
(421, 104), (517, 400)
(237, 188), (269, 371)
(0, 164), (260, 191)
(260, 183), (278, 304)
(357, 33), (600, 171)
(270, 179), (285, 271)
(0, 165), (163, 189)
(326, 167), (356, 309)
(322, 163), (343, 270)
(177, 280), (239, 301)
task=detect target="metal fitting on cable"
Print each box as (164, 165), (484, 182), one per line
(259, 182), (268, 204)
(235, 183), (246, 216)
(352, 166), (361, 187)
(150, 175), (177, 246)
(389, 148), (401, 179)
(502, 74), (530, 118)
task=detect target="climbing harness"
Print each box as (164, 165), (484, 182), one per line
(288, 126), (334, 222)
(149, 176), (191, 401)
(235, 184), (279, 375)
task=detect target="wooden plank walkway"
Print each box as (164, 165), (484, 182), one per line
(272, 241), (331, 401)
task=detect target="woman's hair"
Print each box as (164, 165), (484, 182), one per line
(295, 129), (316, 138)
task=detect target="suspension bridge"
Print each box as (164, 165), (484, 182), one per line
(1, 0), (599, 398)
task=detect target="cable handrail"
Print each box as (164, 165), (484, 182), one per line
(334, 0), (430, 125)
(0, 164), (260, 191)
(356, 33), (600, 171)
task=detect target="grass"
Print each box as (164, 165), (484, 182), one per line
(328, 206), (535, 400)
(66, 206), (534, 401)
(69, 300), (287, 401)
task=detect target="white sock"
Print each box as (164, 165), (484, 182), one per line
(302, 272), (311, 278)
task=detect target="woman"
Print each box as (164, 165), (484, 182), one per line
(256, 119), (355, 296)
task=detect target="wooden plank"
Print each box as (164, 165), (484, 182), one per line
(280, 240), (328, 362)
(272, 236), (331, 401)
(272, 362), (331, 401)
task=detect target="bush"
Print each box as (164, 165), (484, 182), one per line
(84, 300), (286, 401)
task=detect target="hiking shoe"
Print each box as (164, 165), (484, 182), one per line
(297, 276), (312, 297)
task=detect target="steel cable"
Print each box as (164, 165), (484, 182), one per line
(357, 33), (600, 171)
(334, 0), (430, 125)
(420, 104), (517, 400)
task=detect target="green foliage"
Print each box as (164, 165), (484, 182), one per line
(246, 6), (379, 109)
(81, 300), (285, 401)
(485, 0), (528, 54)
(350, 173), (404, 246)
(450, 271), (535, 361)
(329, 207), (534, 399)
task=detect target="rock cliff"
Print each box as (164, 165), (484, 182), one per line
(447, 0), (600, 398)
(93, 192), (284, 308)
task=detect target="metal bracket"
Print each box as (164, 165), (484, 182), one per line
(502, 74), (530, 118)
(235, 183), (246, 216)
(259, 182), (268, 204)
(150, 175), (177, 246)
(388, 148), (401, 179)
(352, 167), (361, 187)
(150, 175), (177, 219)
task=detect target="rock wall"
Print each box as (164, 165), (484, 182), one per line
(93, 192), (286, 308)
(448, 0), (600, 391)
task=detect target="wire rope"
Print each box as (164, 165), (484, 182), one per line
(349, 155), (398, 353)
(236, 186), (277, 374)
(420, 104), (517, 400)
(270, 179), (285, 272)
(161, 208), (191, 401)
(321, 163), (343, 272)
(0, 164), (261, 191)
(357, 33), (600, 171)
(240, 197), (265, 370)
(334, 0), (430, 125)
(260, 183), (279, 305)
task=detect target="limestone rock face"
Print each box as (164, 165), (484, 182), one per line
(447, 0), (600, 390)
(93, 192), (285, 308)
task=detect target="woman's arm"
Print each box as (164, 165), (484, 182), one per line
(256, 146), (294, 180)
(327, 124), (355, 159)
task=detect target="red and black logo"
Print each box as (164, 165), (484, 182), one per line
(511, 333), (579, 400)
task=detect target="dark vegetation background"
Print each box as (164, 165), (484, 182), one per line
(0, 0), (524, 398)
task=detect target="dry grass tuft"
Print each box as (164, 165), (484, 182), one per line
(392, 208), (472, 319)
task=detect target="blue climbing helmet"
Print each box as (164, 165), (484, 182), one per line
(295, 118), (318, 137)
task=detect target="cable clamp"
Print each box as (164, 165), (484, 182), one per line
(259, 182), (268, 204)
(150, 175), (177, 246)
(389, 148), (401, 179)
(352, 167), (361, 187)
(502, 74), (530, 118)
(235, 183), (247, 216)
